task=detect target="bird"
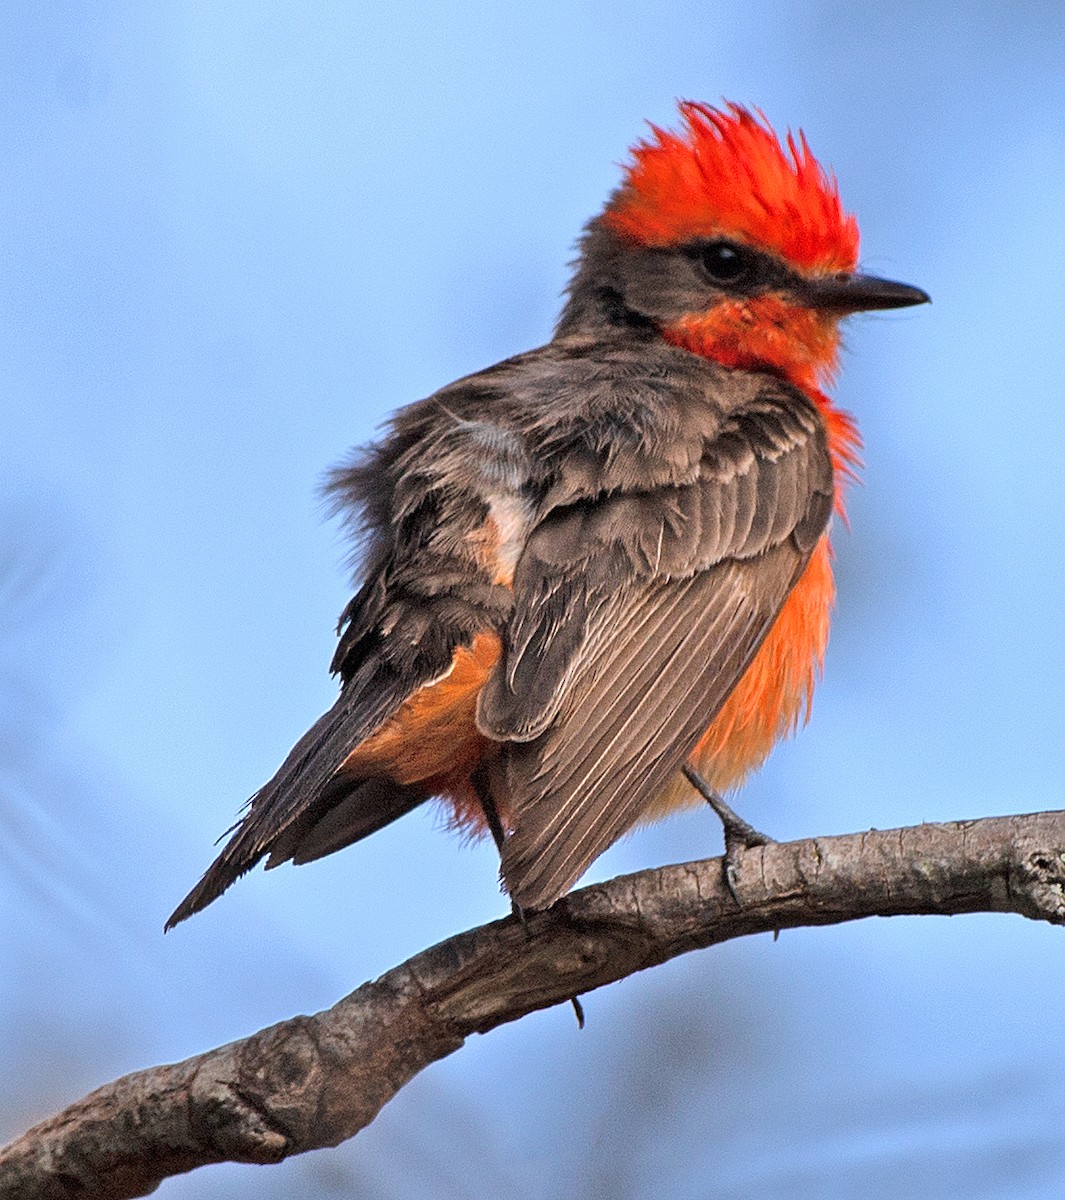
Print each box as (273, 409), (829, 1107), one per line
(166, 101), (928, 929)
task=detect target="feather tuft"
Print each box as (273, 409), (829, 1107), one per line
(605, 101), (859, 274)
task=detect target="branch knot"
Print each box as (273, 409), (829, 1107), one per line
(1008, 842), (1065, 924)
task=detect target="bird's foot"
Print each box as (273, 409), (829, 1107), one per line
(682, 762), (774, 904)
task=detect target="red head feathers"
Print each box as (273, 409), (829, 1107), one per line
(605, 102), (860, 275)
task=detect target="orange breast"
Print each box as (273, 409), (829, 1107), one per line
(340, 535), (834, 837)
(641, 534), (834, 821)
(339, 630), (502, 832)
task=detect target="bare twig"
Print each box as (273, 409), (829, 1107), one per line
(3, 810), (1064, 1200)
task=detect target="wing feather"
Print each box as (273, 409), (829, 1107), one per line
(501, 553), (800, 908)
(481, 382), (834, 909)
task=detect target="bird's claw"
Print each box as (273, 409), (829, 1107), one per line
(683, 762), (774, 904)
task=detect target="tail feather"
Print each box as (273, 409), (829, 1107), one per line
(164, 695), (424, 930)
(272, 776), (422, 867)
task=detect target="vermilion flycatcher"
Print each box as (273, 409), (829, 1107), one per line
(167, 102), (928, 927)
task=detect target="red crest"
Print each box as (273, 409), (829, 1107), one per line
(605, 102), (860, 274)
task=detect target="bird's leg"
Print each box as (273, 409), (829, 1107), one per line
(471, 763), (521, 918)
(476, 771), (509, 856)
(683, 762), (773, 904)
(684, 762), (773, 848)
(471, 762), (585, 1029)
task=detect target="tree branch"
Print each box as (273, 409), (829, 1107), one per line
(4, 810), (1065, 1200)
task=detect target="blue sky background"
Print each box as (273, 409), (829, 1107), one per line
(3, 2), (1065, 1196)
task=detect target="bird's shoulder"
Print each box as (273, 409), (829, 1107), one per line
(329, 333), (823, 515)
(324, 335), (831, 678)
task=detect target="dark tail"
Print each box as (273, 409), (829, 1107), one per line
(165, 698), (423, 929)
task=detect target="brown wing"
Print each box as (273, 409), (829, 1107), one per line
(478, 384), (833, 909)
(165, 390), (519, 929)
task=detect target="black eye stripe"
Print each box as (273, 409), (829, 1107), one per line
(699, 240), (751, 282)
(687, 238), (796, 294)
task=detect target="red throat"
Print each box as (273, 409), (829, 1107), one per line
(662, 295), (840, 394)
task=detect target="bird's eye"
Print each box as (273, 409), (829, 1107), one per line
(698, 241), (752, 285)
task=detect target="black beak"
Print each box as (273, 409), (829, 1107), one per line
(800, 272), (931, 314)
